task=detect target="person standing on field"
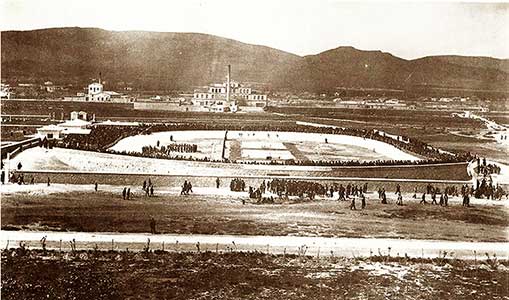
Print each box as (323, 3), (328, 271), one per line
(360, 192), (366, 209)
(349, 196), (356, 210)
(396, 192), (403, 206)
(150, 217), (156, 234)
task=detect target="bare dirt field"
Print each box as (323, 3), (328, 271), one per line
(2, 189), (507, 242)
(2, 249), (508, 300)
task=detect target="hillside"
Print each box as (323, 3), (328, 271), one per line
(1, 27), (300, 90)
(1, 27), (508, 92)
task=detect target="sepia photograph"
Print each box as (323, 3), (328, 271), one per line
(0, 0), (508, 299)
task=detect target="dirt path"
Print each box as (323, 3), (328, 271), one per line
(2, 230), (507, 260)
(283, 142), (310, 161)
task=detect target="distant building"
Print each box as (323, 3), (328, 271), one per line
(334, 98), (408, 110)
(192, 65), (267, 112)
(42, 81), (55, 93)
(63, 78), (131, 102)
(37, 111), (92, 139)
(86, 82), (111, 101)
(58, 118), (92, 134)
(0, 84), (11, 99)
(37, 124), (64, 140)
(334, 99), (364, 109)
(70, 111), (88, 121)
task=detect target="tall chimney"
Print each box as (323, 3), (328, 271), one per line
(226, 65), (231, 102)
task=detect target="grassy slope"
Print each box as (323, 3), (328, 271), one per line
(2, 250), (508, 300)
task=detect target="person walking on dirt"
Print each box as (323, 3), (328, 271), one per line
(47, 177), (50, 187)
(122, 187), (127, 200)
(338, 185), (346, 201)
(381, 189), (387, 204)
(350, 196), (356, 210)
(95, 182), (98, 192)
(216, 177), (221, 189)
(181, 181), (188, 195)
(127, 188), (131, 200)
(396, 192), (403, 206)
(143, 180), (147, 191)
(462, 193), (470, 207)
(444, 193), (449, 207)
(150, 217), (156, 234)
(150, 185), (154, 196)
(360, 192), (366, 209)
(395, 184), (401, 195)
(431, 192), (438, 205)
(420, 193), (427, 204)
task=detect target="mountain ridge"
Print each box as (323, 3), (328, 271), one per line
(1, 27), (508, 92)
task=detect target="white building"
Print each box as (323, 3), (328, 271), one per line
(37, 124), (64, 140)
(0, 84), (11, 99)
(86, 82), (111, 101)
(82, 79), (131, 102)
(192, 65), (267, 112)
(37, 111), (92, 139)
(58, 118), (92, 134)
(70, 111), (88, 121)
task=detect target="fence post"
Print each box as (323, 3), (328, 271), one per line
(4, 152), (10, 184)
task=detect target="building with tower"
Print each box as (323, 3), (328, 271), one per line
(192, 65), (268, 112)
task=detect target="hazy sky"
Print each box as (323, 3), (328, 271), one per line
(1, 0), (508, 59)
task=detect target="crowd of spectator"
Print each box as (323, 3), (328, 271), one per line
(140, 143), (198, 158)
(266, 179), (327, 200)
(230, 178), (246, 192)
(55, 122), (474, 166)
(59, 125), (147, 151)
(239, 157), (469, 167)
(474, 178), (506, 200)
(475, 163), (501, 176)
